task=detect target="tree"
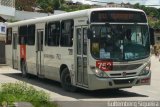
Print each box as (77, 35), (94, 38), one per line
(36, 0), (65, 13)
(59, 0), (65, 8)
(16, 0), (36, 11)
(36, 0), (54, 13)
(134, 3), (160, 29)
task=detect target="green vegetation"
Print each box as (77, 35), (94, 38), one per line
(61, 4), (91, 12)
(134, 3), (160, 29)
(36, 0), (64, 13)
(0, 82), (57, 107)
(16, 0), (36, 11)
(16, 0), (91, 12)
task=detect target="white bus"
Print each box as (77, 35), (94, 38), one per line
(6, 8), (152, 91)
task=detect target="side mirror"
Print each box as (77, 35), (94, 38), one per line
(149, 27), (155, 46)
(87, 29), (93, 39)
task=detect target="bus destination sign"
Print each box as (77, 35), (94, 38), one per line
(91, 11), (147, 23)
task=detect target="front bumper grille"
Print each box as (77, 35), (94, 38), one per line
(112, 64), (142, 71)
(110, 72), (137, 77)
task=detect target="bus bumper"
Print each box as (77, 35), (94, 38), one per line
(88, 72), (151, 90)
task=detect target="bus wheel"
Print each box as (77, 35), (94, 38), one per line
(61, 68), (77, 92)
(21, 61), (28, 77)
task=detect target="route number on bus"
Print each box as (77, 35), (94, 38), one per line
(96, 60), (113, 71)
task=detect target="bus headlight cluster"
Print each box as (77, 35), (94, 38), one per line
(139, 63), (150, 76)
(94, 68), (108, 78)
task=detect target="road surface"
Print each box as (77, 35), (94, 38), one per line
(0, 55), (160, 107)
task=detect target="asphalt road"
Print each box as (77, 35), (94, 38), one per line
(0, 55), (160, 107)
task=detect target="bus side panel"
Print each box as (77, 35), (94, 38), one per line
(43, 47), (74, 82)
(26, 45), (37, 75)
(5, 45), (12, 67)
(5, 41), (21, 71)
(43, 47), (61, 81)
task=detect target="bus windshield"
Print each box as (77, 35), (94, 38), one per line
(90, 24), (150, 61)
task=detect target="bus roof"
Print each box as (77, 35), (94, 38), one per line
(7, 8), (145, 27)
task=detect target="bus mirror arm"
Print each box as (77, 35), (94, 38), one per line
(87, 29), (93, 39)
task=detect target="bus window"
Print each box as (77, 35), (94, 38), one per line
(47, 21), (60, 46)
(19, 26), (27, 45)
(83, 28), (87, 55)
(60, 19), (74, 47)
(77, 28), (82, 55)
(45, 23), (48, 45)
(27, 25), (35, 45)
(6, 28), (12, 44)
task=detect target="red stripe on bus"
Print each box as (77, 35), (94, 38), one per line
(20, 45), (26, 60)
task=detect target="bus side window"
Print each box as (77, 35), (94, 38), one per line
(6, 28), (12, 44)
(27, 24), (35, 45)
(19, 26), (27, 45)
(47, 21), (60, 46)
(60, 19), (74, 47)
(45, 23), (48, 46)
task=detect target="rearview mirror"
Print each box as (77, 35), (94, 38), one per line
(87, 29), (93, 39)
(149, 27), (155, 46)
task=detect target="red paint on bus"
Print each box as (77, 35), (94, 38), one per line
(20, 45), (26, 60)
(96, 60), (113, 72)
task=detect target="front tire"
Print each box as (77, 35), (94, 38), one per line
(61, 68), (77, 92)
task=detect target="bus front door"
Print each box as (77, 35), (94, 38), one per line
(36, 30), (44, 77)
(76, 27), (88, 87)
(12, 32), (18, 69)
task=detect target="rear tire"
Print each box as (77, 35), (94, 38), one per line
(61, 68), (77, 92)
(21, 61), (28, 77)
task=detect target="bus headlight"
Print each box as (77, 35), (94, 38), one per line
(139, 63), (150, 76)
(94, 68), (109, 78)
